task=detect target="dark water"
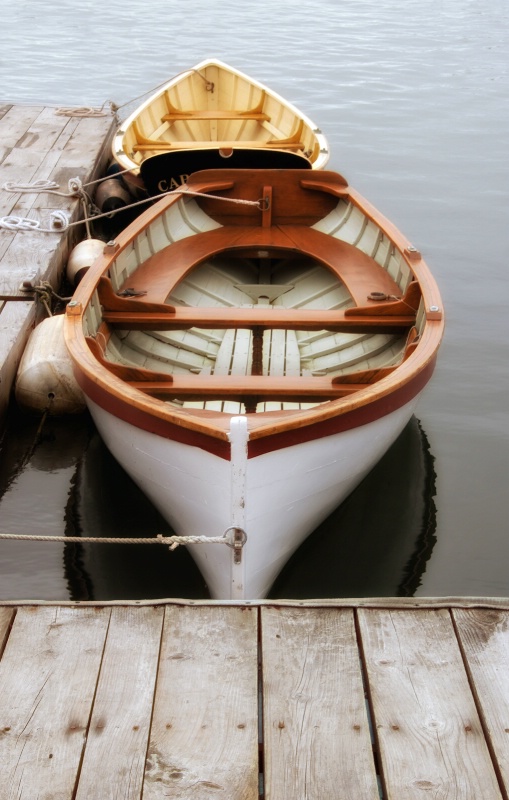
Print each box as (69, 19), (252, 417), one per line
(0, 0), (507, 599)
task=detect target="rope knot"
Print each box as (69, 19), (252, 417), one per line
(49, 210), (71, 231)
(68, 177), (83, 195)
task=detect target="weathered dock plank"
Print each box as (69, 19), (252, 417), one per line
(358, 608), (503, 799)
(261, 606), (380, 799)
(0, 606), (110, 800)
(75, 605), (165, 800)
(454, 608), (509, 796)
(144, 605), (259, 799)
(0, 103), (115, 426)
(0, 601), (508, 798)
(0, 606), (14, 654)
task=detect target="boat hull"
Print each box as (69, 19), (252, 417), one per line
(87, 395), (419, 599)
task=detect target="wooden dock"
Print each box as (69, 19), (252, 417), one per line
(0, 103), (115, 425)
(1, 598), (509, 799)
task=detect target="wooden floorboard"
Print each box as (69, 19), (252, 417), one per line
(261, 606), (380, 799)
(0, 601), (508, 799)
(358, 608), (504, 799)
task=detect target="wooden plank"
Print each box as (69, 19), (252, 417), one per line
(0, 606), (110, 800)
(143, 605), (259, 800)
(128, 373), (370, 401)
(133, 140), (304, 151)
(103, 307), (414, 332)
(0, 104), (44, 149)
(454, 608), (509, 795)
(0, 607), (14, 656)
(261, 607), (380, 800)
(162, 110), (270, 121)
(0, 300), (35, 423)
(75, 606), (164, 800)
(358, 608), (503, 799)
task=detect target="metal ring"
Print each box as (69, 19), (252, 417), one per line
(222, 526), (248, 548)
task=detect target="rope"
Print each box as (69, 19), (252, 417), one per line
(0, 531), (230, 551)
(0, 179), (262, 234)
(55, 101), (117, 118)
(177, 186), (261, 207)
(0, 210), (71, 233)
(112, 68), (212, 115)
(3, 177), (86, 198)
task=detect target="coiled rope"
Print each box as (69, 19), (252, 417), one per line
(54, 101), (118, 118)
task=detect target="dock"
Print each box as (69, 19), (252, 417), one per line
(0, 103), (115, 425)
(1, 598), (509, 798)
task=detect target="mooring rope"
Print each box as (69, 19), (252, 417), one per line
(0, 532), (232, 551)
(0, 178), (263, 234)
(109, 68), (212, 117)
(54, 102), (118, 118)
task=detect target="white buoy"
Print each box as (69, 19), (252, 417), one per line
(66, 238), (104, 285)
(15, 315), (86, 415)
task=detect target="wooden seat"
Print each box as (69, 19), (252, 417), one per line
(127, 373), (374, 403)
(161, 110), (271, 122)
(132, 140), (305, 153)
(86, 336), (403, 407)
(102, 303), (415, 334)
(132, 121), (305, 153)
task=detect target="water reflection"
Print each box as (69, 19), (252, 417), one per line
(271, 416), (437, 598)
(0, 408), (437, 600)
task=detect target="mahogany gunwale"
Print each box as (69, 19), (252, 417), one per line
(64, 168), (444, 447)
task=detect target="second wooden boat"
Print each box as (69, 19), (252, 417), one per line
(112, 58), (329, 195)
(64, 168), (444, 599)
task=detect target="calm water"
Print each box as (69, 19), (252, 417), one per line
(0, 0), (507, 599)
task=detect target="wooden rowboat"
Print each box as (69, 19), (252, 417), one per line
(64, 168), (444, 599)
(112, 58), (329, 195)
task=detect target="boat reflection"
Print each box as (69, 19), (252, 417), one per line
(270, 415), (437, 598)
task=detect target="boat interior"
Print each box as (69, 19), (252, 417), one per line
(83, 170), (425, 416)
(118, 62), (325, 168)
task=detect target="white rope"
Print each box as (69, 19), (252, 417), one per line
(0, 210), (71, 233)
(3, 178), (83, 197)
(0, 178), (262, 235)
(0, 531), (228, 551)
(54, 106), (112, 118)
(2, 179), (60, 193)
(177, 186), (261, 206)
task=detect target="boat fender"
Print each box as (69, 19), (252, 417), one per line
(105, 160), (125, 179)
(94, 177), (131, 215)
(15, 315), (86, 415)
(66, 238), (104, 285)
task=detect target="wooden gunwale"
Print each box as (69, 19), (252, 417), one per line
(64, 171), (444, 446)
